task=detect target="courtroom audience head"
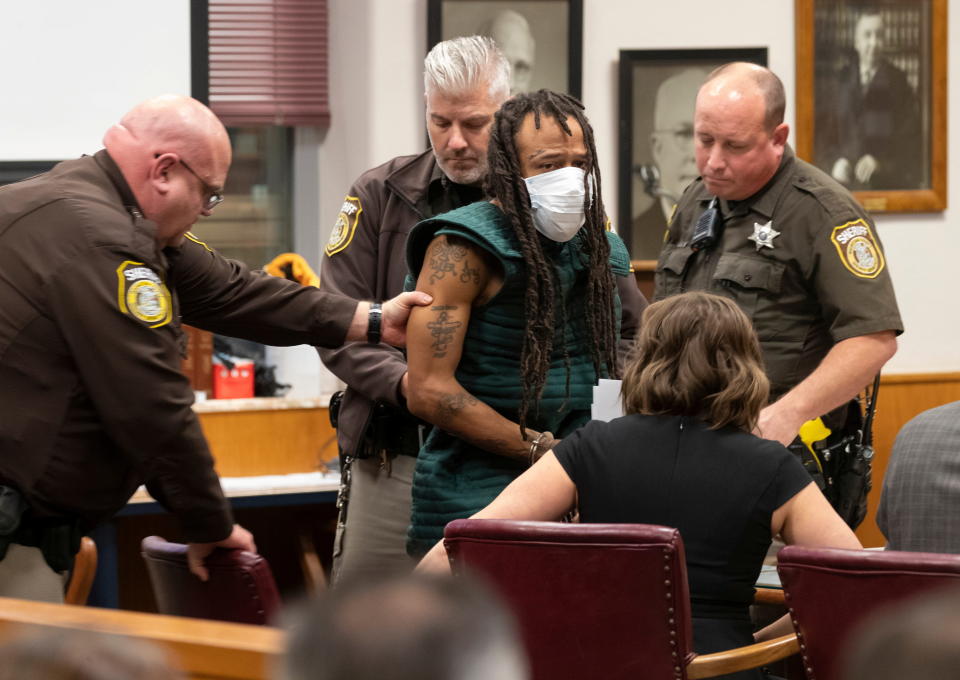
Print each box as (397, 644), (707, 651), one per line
(621, 291), (769, 431)
(280, 572), (528, 680)
(0, 629), (183, 680)
(843, 585), (960, 680)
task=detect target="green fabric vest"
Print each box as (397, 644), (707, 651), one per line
(405, 201), (629, 556)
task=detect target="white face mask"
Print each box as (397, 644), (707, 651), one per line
(524, 166), (589, 242)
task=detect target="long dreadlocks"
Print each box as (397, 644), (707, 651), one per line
(484, 89), (619, 438)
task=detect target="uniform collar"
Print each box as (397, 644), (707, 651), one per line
(745, 144), (795, 220)
(384, 149), (440, 217)
(93, 149), (143, 212)
(92, 149), (166, 264)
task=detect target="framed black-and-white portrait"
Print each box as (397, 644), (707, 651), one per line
(617, 48), (767, 263)
(796, 0), (946, 212)
(427, 0), (583, 98)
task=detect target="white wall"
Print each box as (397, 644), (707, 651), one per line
(0, 0), (191, 160)
(305, 0), (959, 375)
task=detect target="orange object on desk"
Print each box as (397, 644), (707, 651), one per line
(213, 361), (255, 399)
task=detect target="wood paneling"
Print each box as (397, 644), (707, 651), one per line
(856, 372), (960, 546)
(199, 407), (337, 477)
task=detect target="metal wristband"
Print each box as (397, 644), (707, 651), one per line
(528, 431), (553, 466)
(367, 302), (382, 344)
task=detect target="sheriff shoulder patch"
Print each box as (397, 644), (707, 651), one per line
(325, 196), (363, 256)
(116, 261), (172, 327)
(830, 219), (885, 279)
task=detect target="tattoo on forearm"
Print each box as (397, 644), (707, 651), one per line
(428, 242), (467, 284)
(438, 392), (479, 421)
(426, 305), (462, 357)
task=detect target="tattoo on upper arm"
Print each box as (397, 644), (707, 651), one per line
(426, 305), (462, 357)
(428, 241), (468, 284)
(459, 261), (480, 285)
(438, 392), (479, 421)
(427, 239), (482, 287)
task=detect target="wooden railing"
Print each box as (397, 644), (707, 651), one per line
(0, 597), (283, 680)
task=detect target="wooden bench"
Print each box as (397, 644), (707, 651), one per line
(0, 597), (283, 680)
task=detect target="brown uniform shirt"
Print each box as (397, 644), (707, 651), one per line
(655, 146), (903, 401)
(0, 151), (358, 541)
(319, 150), (649, 458)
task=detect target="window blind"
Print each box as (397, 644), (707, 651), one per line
(209, 0), (329, 126)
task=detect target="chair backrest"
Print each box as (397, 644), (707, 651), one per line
(141, 536), (281, 626)
(444, 519), (694, 680)
(777, 545), (960, 680)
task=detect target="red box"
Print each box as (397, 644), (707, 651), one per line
(212, 361), (255, 399)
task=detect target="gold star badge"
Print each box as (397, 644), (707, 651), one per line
(748, 221), (780, 251)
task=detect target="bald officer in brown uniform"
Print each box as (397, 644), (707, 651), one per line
(0, 95), (429, 601)
(656, 64), (901, 486)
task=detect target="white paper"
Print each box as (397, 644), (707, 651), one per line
(591, 379), (624, 422)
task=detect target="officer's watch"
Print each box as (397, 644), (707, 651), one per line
(367, 302), (382, 344)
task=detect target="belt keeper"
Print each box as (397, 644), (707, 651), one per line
(528, 431), (553, 466)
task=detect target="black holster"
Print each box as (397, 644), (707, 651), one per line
(788, 398), (873, 530)
(0, 485), (83, 572)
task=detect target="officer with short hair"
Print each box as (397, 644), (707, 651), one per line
(656, 62), (902, 525)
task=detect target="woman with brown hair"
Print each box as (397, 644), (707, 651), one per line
(419, 291), (860, 676)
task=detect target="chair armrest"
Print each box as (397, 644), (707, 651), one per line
(753, 587), (785, 606)
(65, 537), (97, 606)
(686, 633), (800, 680)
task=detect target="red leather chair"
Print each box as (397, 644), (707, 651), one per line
(140, 535), (281, 626)
(777, 545), (960, 680)
(444, 519), (798, 680)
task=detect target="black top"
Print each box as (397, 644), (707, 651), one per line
(554, 414), (811, 620)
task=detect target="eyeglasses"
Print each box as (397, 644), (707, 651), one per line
(177, 158), (225, 211)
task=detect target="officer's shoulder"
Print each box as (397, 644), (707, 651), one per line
(789, 157), (862, 221)
(680, 177), (708, 203)
(672, 178), (710, 214)
(353, 151), (428, 190)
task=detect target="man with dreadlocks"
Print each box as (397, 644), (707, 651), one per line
(404, 89), (632, 557)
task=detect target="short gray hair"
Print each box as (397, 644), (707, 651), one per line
(424, 36), (511, 102)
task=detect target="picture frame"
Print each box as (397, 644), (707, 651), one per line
(427, 0), (583, 99)
(796, 0), (946, 212)
(617, 48), (767, 264)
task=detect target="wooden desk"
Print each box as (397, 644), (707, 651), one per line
(194, 396), (339, 475)
(0, 597), (282, 680)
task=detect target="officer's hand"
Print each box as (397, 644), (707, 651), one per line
(381, 291), (433, 347)
(754, 402), (804, 447)
(186, 524), (257, 582)
(855, 154), (878, 184)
